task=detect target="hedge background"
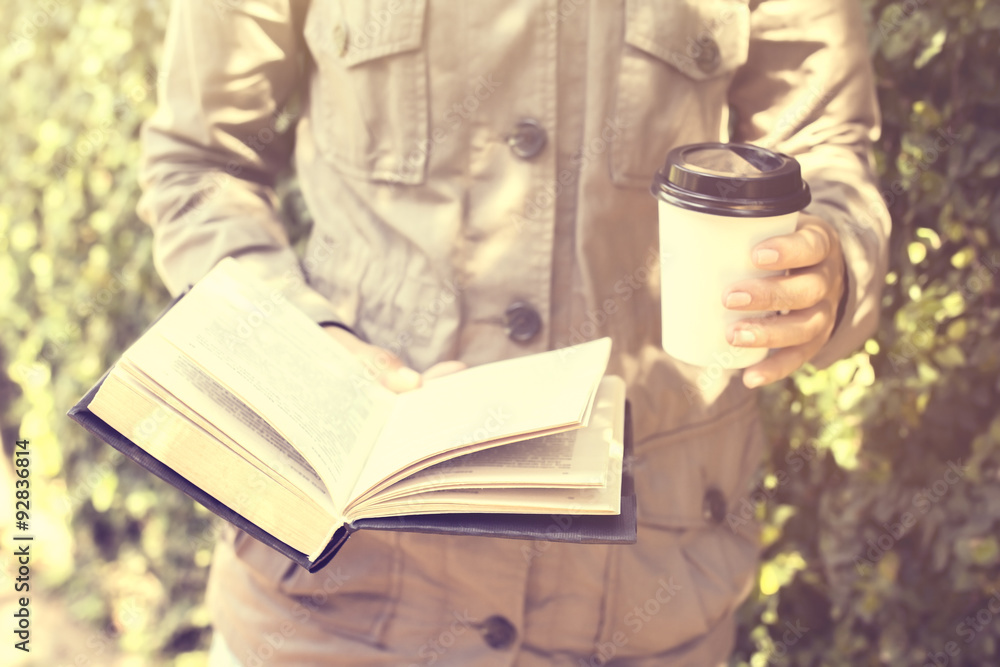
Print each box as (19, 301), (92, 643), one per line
(1, 0), (998, 665)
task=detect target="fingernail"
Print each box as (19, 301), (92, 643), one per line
(743, 372), (765, 389)
(733, 330), (756, 346)
(395, 367), (422, 388)
(755, 248), (779, 266)
(725, 292), (752, 308)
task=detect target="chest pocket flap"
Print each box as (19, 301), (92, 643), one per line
(610, 0), (751, 186)
(305, 0), (429, 184)
(338, 0), (426, 67)
(624, 0), (750, 80)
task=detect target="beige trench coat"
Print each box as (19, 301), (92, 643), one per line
(138, 0), (890, 664)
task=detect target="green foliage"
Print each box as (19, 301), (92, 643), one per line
(2, 0), (998, 664)
(1, 2), (214, 664)
(733, 1), (1000, 664)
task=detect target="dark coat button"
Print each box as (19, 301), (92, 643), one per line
(504, 301), (542, 343)
(479, 615), (517, 650)
(694, 38), (721, 74)
(506, 118), (547, 159)
(703, 486), (727, 524)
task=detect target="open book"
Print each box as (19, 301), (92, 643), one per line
(68, 258), (635, 571)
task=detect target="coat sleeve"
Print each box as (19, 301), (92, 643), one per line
(728, 0), (891, 368)
(137, 0), (344, 325)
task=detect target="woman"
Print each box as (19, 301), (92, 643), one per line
(138, 1), (889, 663)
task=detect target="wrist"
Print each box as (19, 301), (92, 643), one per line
(318, 320), (365, 342)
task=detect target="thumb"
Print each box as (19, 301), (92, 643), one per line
(377, 358), (423, 393)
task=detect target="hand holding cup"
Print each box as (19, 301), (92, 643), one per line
(651, 142), (814, 373)
(723, 213), (846, 388)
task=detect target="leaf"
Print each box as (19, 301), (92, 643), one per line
(908, 241), (928, 264)
(916, 227), (943, 249)
(940, 291), (966, 318)
(982, 2), (1000, 29)
(879, 5), (933, 60)
(914, 28), (946, 68)
(934, 344), (967, 368)
(955, 537), (1000, 566)
(947, 318), (968, 341)
(951, 246), (976, 268)
(830, 436), (861, 469)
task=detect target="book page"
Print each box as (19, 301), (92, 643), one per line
(135, 258), (397, 512)
(117, 348), (334, 512)
(367, 376), (623, 504)
(348, 337), (612, 503)
(89, 371), (337, 558)
(346, 375), (625, 520)
(355, 482), (621, 516)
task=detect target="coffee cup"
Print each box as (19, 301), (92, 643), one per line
(651, 142), (811, 369)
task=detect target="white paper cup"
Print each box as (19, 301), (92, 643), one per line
(651, 143), (811, 369)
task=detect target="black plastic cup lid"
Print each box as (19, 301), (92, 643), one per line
(651, 142), (811, 217)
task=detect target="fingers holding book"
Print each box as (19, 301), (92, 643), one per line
(322, 325), (466, 393)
